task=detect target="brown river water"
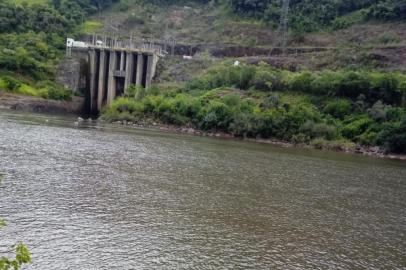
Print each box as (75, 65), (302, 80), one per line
(0, 110), (405, 269)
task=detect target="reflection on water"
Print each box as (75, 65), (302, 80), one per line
(0, 111), (405, 269)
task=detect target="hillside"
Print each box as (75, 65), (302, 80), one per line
(91, 0), (406, 72)
(0, 0), (119, 101)
(96, 1), (406, 155)
(0, 0), (405, 155)
(95, 1), (406, 46)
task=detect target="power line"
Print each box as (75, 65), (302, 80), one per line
(274, 0), (290, 55)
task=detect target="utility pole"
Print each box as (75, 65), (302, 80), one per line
(274, 0), (290, 56)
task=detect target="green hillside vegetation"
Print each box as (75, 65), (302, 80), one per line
(12, 0), (47, 4)
(93, 0), (406, 72)
(227, 0), (406, 32)
(0, 0), (405, 153)
(0, 0), (119, 100)
(95, 0), (406, 43)
(103, 62), (406, 153)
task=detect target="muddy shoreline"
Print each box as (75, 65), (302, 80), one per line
(105, 119), (406, 161)
(0, 93), (404, 161)
(0, 91), (85, 114)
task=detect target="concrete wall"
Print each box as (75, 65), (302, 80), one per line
(87, 49), (158, 114)
(62, 47), (159, 114)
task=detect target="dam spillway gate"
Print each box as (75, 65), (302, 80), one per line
(67, 37), (164, 114)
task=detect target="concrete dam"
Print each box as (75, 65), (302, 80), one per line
(65, 37), (164, 114)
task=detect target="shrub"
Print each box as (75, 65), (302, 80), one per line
(323, 99), (352, 119)
(47, 86), (71, 101)
(359, 131), (378, 146)
(36, 81), (71, 101)
(369, 73), (400, 104)
(332, 17), (352, 30)
(108, 98), (144, 116)
(103, 97), (145, 122)
(222, 94), (241, 107)
(377, 118), (406, 153)
(251, 69), (273, 91)
(231, 65), (257, 90)
(386, 107), (405, 122)
(290, 71), (314, 92)
(124, 14), (145, 26)
(173, 94), (201, 119)
(311, 138), (356, 151)
(367, 1), (406, 20)
(261, 93), (280, 109)
(367, 100), (388, 122)
(310, 71), (342, 95)
(133, 85), (147, 100)
(1, 76), (21, 91)
(341, 115), (373, 139)
(18, 84), (38, 96)
(300, 120), (338, 140)
(291, 133), (310, 144)
(228, 112), (254, 137)
(339, 71), (370, 98)
(199, 100), (232, 130)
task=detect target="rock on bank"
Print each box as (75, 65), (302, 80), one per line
(0, 91), (84, 114)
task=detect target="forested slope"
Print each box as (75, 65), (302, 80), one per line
(0, 0), (119, 100)
(98, 0), (406, 154)
(0, 0), (405, 154)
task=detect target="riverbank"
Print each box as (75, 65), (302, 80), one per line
(104, 119), (406, 161)
(0, 91), (84, 114)
(0, 97), (404, 160)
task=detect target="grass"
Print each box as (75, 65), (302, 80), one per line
(0, 74), (72, 101)
(310, 138), (356, 151)
(76, 20), (103, 34)
(331, 9), (366, 30)
(0, 75), (42, 97)
(11, 0), (47, 5)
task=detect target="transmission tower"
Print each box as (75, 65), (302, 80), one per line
(274, 0), (290, 55)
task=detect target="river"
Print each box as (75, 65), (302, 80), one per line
(0, 111), (405, 269)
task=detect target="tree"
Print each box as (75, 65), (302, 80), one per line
(0, 174), (31, 270)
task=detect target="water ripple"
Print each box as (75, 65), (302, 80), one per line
(0, 112), (405, 269)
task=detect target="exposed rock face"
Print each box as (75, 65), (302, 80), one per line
(56, 52), (88, 95)
(56, 58), (81, 93)
(0, 91), (85, 114)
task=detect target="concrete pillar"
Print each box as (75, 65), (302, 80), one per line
(145, 54), (154, 89)
(97, 50), (107, 111)
(88, 49), (97, 112)
(124, 52), (134, 92)
(107, 51), (117, 106)
(120, 51), (125, 71)
(151, 55), (159, 80)
(135, 53), (144, 87)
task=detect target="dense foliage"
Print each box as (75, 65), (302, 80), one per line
(51, 0), (120, 23)
(0, 243), (31, 270)
(0, 0), (117, 99)
(0, 1), (67, 77)
(227, 0), (406, 31)
(103, 63), (406, 153)
(0, 0), (119, 76)
(187, 63), (406, 105)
